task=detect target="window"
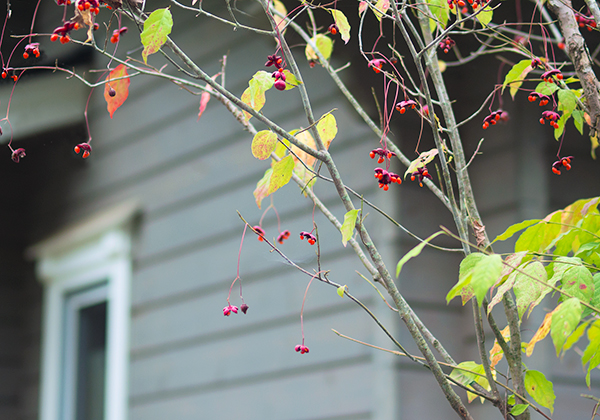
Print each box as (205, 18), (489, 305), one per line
(28, 201), (137, 420)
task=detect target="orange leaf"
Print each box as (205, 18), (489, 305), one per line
(104, 64), (130, 119)
(526, 309), (555, 356)
(489, 326), (510, 368)
(291, 130), (316, 168)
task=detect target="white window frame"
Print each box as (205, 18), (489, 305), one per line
(28, 201), (137, 420)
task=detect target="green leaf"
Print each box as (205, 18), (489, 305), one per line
(563, 321), (588, 352)
(282, 69), (302, 90)
(241, 71), (274, 121)
(475, 7), (493, 26)
(554, 110), (572, 140)
(141, 8), (173, 64)
(450, 361), (490, 403)
(426, 0), (449, 32)
(502, 59), (532, 99)
(305, 34), (333, 62)
(561, 265), (594, 303)
(268, 155), (295, 195)
(397, 232), (444, 277)
(510, 404), (529, 416)
(591, 133), (599, 159)
(551, 298), (582, 356)
(514, 261), (547, 319)
(524, 370), (555, 413)
(582, 319), (600, 387)
(253, 168), (273, 209)
(337, 285), (346, 297)
(492, 219), (540, 243)
(558, 89), (578, 114)
(274, 138), (290, 159)
(471, 254), (503, 304)
(573, 109), (585, 134)
(533, 256), (581, 308)
(447, 252), (486, 304)
(341, 209), (359, 247)
(515, 211), (561, 253)
(316, 113), (337, 149)
(330, 9), (351, 44)
(251, 130), (278, 160)
(535, 81), (559, 96)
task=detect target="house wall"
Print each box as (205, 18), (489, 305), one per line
(4, 1), (599, 420)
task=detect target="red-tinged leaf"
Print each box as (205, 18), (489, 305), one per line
(488, 268), (518, 314)
(330, 9), (351, 44)
(524, 370), (555, 413)
(251, 130), (278, 160)
(551, 297), (582, 356)
(358, 1), (368, 15)
(197, 91), (211, 121)
(104, 64), (130, 119)
(267, 155), (294, 195)
(141, 8), (173, 64)
(562, 265), (594, 303)
(253, 168), (272, 209)
(373, 0), (390, 21)
(316, 113), (337, 149)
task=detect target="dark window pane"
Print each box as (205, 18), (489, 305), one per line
(75, 302), (107, 420)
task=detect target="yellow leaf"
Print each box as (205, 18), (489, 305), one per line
(489, 326), (510, 368)
(291, 130), (316, 168)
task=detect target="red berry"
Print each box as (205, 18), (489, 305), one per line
(539, 118), (545, 125)
(369, 151), (375, 159)
(50, 34), (59, 42)
(23, 52), (29, 59)
(111, 35), (119, 43)
(60, 35), (70, 44)
(552, 167), (561, 175)
(33, 49), (40, 57)
(482, 122), (489, 129)
(74, 145), (80, 154)
(78, 3), (84, 10)
(11, 75), (17, 82)
(377, 156), (384, 164)
(1, 71), (6, 79)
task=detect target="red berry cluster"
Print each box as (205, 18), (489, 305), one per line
(110, 27), (128, 43)
(300, 231), (316, 245)
(540, 110), (560, 128)
(482, 110), (502, 129)
(410, 166), (432, 187)
(11, 148), (26, 163)
(295, 344), (310, 354)
(57, 0), (72, 4)
(576, 14), (597, 31)
(74, 142), (92, 158)
(439, 37), (455, 54)
(531, 57), (544, 69)
(223, 304), (238, 316)
(374, 168), (401, 191)
(50, 21), (78, 43)
(1, 70), (18, 81)
(551, 156), (573, 175)
(369, 148), (396, 163)
(277, 230), (291, 244)
(541, 69), (563, 83)
(447, 0), (488, 11)
(328, 24), (339, 35)
(23, 43), (40, 59)
(265, 54), (287, 91)
(77, 0), (100, 14)
(528, 92), (550, 106)
(395, 99), (417, 114)
(368, 58), (385, 73)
